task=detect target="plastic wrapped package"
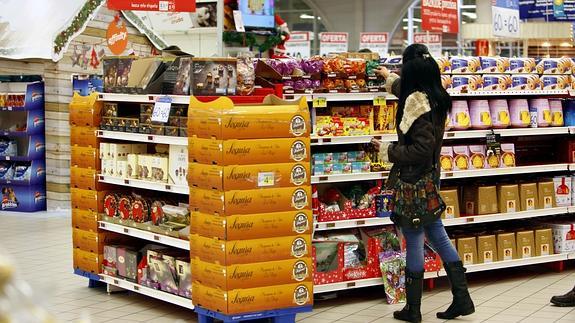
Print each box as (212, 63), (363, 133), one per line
(237, 54), (255, 95)
(379, 251), (407, 304)
(314, 242), (339, 273)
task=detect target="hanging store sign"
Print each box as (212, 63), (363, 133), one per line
(286, 32), (312, 58)
(107, 0), (196, 12)
(520, 0), (575, 21)
(421, 0), (459, 33)
(319, 32), (349, 56)
(107, 18), (129, 55)
(492, 0), (520, 38)
(359, 32), (389, 57)
(413, 32), (443, 57)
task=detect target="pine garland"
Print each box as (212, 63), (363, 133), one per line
(223, 31), (282, 53)
(53, 0), (104, 55)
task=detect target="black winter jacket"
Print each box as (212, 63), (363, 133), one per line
(382, 74), (447, 184)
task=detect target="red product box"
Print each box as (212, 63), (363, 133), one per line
(342, 237), (382, 281)
(312, 243), (344, 285)
(424, 244), (441, 273)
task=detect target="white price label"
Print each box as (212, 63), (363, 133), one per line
(233, 10), (246, 32)
(258, 172), (275, 187)
(492, 3), (520, 38)
(151, 96), (172, 123)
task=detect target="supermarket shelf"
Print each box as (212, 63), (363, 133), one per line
(97, 130), (188, 145)
(99, 274), (194, 310)
(98, 221), (189, 250)
(98, 93), (190, 105)
(311, 127), (574, 146)
(312, 164), (570, 184)
(284, 92), (398, 102)
(314, 207), (570, 231)
(314, 254), (574, 293)
(448, 90), (570, 97)
(314, 272), (437, 294)
(441, 164), (571, 180)
(442, 207), (570, 227)
(311, 171), (388, 184)
(438, 253), (575, 277)
(98, 175), (189, 195)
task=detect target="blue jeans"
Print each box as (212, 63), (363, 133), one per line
(401, 218), (460, 273)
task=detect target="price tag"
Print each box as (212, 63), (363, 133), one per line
(151, 96), (172, 123)
(313, 97), (327, 108)
(233, 10), (246, 32)
(258, 172), (275, 187)
(373, 96), (386, 106)
(491, 0), (520, 38)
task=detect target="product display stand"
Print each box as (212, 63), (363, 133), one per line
(195, 306), (314, 323)
(0, 78), (46, 212)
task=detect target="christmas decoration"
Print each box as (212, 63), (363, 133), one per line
(71, 45), (82, 67)
(272, 14), (291, 58)
(223, 31), (282, 53)
(107, 15), (129, 55)
(90, 47), (100, 69)
(53, 0), (105, 57)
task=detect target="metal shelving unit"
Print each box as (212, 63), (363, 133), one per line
(98, 221), (189, 250)
(98, 175), (189, 195)
(97, 130), (188, 146)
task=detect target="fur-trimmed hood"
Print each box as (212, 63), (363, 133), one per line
(399, 91), (431, 134)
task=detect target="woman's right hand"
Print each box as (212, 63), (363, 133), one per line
(374, 66), (390, 79)
(371, 138), (383, 151)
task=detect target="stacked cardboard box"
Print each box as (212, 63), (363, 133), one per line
(188, 96), (314, 314)
(69, 93), (121, 273)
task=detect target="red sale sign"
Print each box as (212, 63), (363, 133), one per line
(107, 0), (196, 12)
(414, 32), (443, 57)
(359, 32), (389, 56)
(421, 0), (459, 34)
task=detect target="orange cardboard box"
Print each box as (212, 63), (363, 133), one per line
(71, 188), (108, 212)
(72, 228), (125, 254)
(189, 186), (311, 215)
(70, 126), (99, 148)
(69, 93), (102, 127)
(70, 167), (99, 190)
(71, 208), (100, 232)
(189, 137), (310, 166)
(73, 249), (103, 274)
(188, 96), (310, 140)
(192, 282), (313, 315)
(190, 210), (312, 240)
(191, 257), (313, 290)
(71, 146), (100, 169)
(190, 234), (311, 265)
(188, 162), (310, 190)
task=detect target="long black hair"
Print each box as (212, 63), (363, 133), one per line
(398, 44), (451, 127)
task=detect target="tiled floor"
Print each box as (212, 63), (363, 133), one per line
(1, 211), (574, 323)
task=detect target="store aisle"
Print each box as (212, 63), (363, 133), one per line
(1, 211), (575, 323)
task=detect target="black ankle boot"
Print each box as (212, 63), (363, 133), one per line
(436, 261), (475, 320)
(551, 286), (575, 307)
(394, 271), (423, 323)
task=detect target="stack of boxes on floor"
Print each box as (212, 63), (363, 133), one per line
(69, 93), (117, 274)
(187, 96), (314, 314)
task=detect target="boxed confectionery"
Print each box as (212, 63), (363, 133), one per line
(190, 210), (312, 240)
(541, 75), (571, 90)
(477, 235), (498, 263)
(469, 145), (487, 169)
(482, 75), (512, 91)
(188, 162), (310, 190)
(70, 167), (99, 191)
(189, 137), (310, 166)
(453, 146), (470, 171)
(191, 58), (237, 96)
(500, 144), (516, 168)
(188, 96), (310, 140)
(71, 188), (108, 213)
(191, 257), (313, 290)
(450, 57), (482, 74)
(546, 221), (575, 253)
(440, 189), (460, 219)
(451, 75), (483, 92)
(73, 248), (103, 274)
(71, 208), (99, 232)
(70, 126), (100, 148)
(536, 58), (572, 74)
(553, 176), (572, 207)
(463, 185), (498, 215)
(538, 181), (556, 209)
(480, 57), (510, 74)
(498, 184), (519, 213)
(520, 183), (538, 211)
(509, 58), (536, 73)
(192, 282), (312, 315)
(71, 146), (99, 169)
(189, 186), (311, 215)
(497, 232), (517, 261)
(535, 228), (553, 256)
(176, 259), (192, 298)
(69, 93), (102, 127)
(457, 237), (477, 266)
(169, 145), (188, 186)
(440, 147), (454, 171)
(72, 228), (127, 254)
(516, 230), (535, 259)
(190, 234), (311, 265)
(511, 75), (541, 91)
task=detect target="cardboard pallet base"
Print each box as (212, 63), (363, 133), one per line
(195, 305), (312, 323)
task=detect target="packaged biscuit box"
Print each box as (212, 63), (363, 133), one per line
(477, 235), (498, 263)
(451, 75), (483, 92)
(189, 137), (310, 166)
(535, 228), (553, 256)
(71, 146), (99, 169)
(453, 146), (470, 171)
(71, 208), (99, 232)
(480, 57), (510, 74)
(189, 186), (311, 215)
(450, 57), (482, 74)
(191, 258), (313, 290)
(190, 210), (312, 240)
(538, 181), (556, 209)
(188, 95), (310, 140)
(70, 167), (98, 191)
(73, 249), (103, 274)
(541, 75), (571, 90)
(188, 162), (310, 190)
(440, 189), (459, 219)
(498, 184), (519, 213)
(457, 237), (477, 266)
(71, 188), (108, 212)
(516, 230), (535, 259)
(536, 58), (572, 74)
(482, 75), (512, 91)
(511, 74), (541, 91)
(500, 144), (516, 168)
(509, 58), (536, 73)
(192, 282), (313, 315)
(468, 145), (486, 169)
(69, 92), (102, 127)
(70, 126), (99, 148)
(519, 183), (538, 211)
(497, 233), (517, 261)
(189, 234), (312, 265)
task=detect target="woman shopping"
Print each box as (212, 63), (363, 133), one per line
(373, 44), (475, 323)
